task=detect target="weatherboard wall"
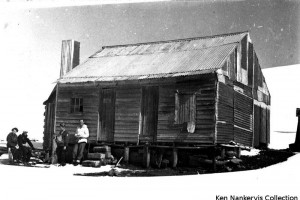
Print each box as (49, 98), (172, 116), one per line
(114, 87), (141, 143)
(215, 38), (270, 147)
(55, 85), (99, 143)
(157, 78), (216, 144)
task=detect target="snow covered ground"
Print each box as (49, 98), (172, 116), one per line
(0, 149), (299, 200)
(0, 130), (297, 200)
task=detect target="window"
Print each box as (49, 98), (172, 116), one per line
(70, 98), (83, 113)
(174, 91), (196, 133)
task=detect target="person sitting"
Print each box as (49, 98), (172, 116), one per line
(17, 131), (35, 164)
(6, 127), (19, 163)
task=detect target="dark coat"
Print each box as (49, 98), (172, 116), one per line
(6, 132), (18, 149)
(17, 134), (34, 149)
(55, 130), (69, 147)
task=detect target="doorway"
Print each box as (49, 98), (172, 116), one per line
(99, 89), (115, 142)
(140, 86), (159, 142)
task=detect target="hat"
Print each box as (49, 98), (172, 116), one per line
(12, 128), (18, 132)
(60, 123), (66, 127)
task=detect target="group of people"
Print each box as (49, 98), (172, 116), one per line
(6, 128), (35, 164)
(6, 119), (89, 166)
(55, 119), (89, 166)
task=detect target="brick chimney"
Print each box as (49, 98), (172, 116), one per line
(60, 40), (80, 78)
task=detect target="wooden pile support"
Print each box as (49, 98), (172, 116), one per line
(120, 143), (217, 170)
(219, 144), (241, 159)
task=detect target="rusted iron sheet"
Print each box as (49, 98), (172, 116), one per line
(216, 122), (234, 144)
(233, 91), (253, 146)
(59, 43), (237, 84)
(216, 82), (234, 144)
(253, 104), (261, 147)
(234, 126), (253, 147)
(93, 32), (247, 57)
(267, 108), (270, 143)
(248, 43), (254, 87)
(58, 32), (249, 84)
(259, 107), (267, 144)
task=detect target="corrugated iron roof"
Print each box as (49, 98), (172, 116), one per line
(59, 32), (247, 84)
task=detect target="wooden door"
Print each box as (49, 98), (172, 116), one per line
(99, 89), (115, 142)
(140, 86), (159, 142)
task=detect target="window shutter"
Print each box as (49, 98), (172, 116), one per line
(175, 92), (196, 125)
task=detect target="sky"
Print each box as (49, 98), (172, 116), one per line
(0, 0), (299, 140)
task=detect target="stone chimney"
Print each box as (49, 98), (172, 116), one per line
(60, 40), (80, 78)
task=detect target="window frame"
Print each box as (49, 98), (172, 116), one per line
(70, 97), (83, 113)
(174, 91), (196, 125)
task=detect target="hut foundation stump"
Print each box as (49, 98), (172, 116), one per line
(124, 147), (130, 163)
(172, 148), (178, 168)
(212, 147), (216, 172)
(143, 145), (150, 168)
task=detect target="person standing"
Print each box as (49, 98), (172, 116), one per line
(72, 119), (89, 166)
(17, 131), (35, 163)
(55, 123), (69, 166)
(6, 128), (19, 163)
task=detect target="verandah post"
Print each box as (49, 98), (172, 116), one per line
(143, 144), (150, 168)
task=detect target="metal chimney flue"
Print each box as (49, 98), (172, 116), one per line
(60, 40), (80, 78)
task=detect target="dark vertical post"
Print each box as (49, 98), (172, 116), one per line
(51, 83), (59, 164)
(172, 148), (178, 168)
(143, 144), (150, 168)
(294, 109), (300, 145)
(212, 146), (216, 172)
(289, 108), (300, 151)
(124, 147), (130, 163)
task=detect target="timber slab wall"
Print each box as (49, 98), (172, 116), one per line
(157, 79), (216, 144)
(55, 85), (99, 143)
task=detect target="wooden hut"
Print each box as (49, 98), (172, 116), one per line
(43, 31), (270, 165)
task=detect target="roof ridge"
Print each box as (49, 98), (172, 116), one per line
(90, 41), (239, 58)
(101, 30), (249, 49)
(60, 42), (237, 82)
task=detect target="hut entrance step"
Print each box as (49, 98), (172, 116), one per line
(83, 145), (116, 167)
(87, 153), (105, 160)
(93, 145), (112, 158)
(82, 160), (101, 168)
